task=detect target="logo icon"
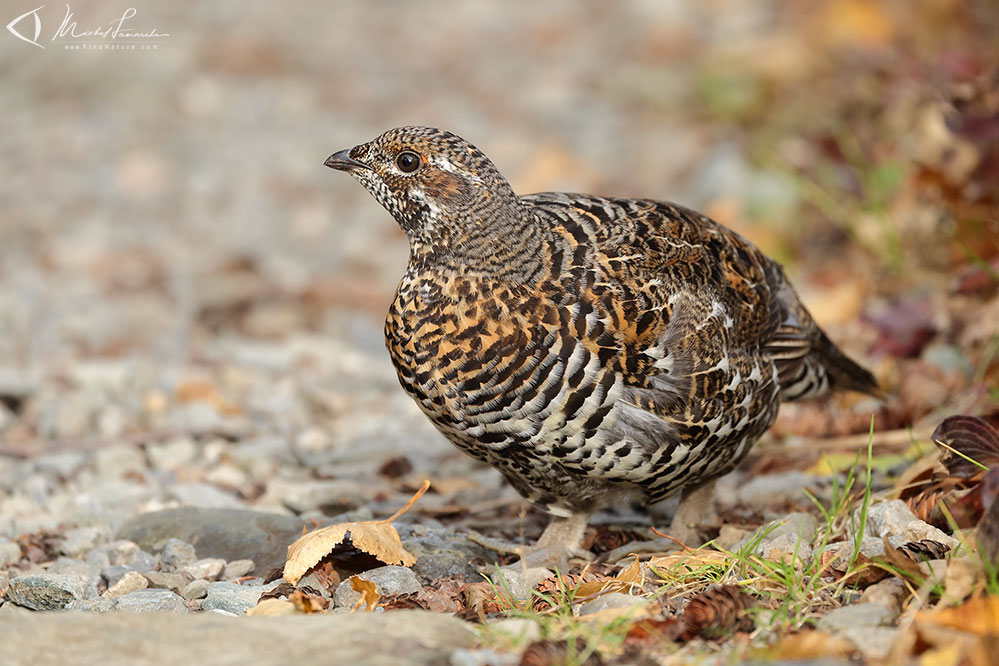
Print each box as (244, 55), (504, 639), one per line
(7, 5), (45, 48)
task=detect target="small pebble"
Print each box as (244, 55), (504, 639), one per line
(113, 589), (187, 613)
(222, 559), (255, 580)
(817, 603), (894, 633)
(180, 558), (226, 581)
(160, 538), (197, 571)
(577, 592), (646, 615)
(181, 579), (210, 600)
(143, 571), (191, 592)
(59, 526), (108, 558)
(105, 571), (148, 599)
(201, 581), (275, 615)
(0, 540), (22, 569)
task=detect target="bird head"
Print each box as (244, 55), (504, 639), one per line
(325, 126), (521, 247)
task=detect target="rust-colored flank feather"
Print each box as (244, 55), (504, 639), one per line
(326, 127), (879, 563)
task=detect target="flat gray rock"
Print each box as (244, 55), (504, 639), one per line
(0, 608), (475, 666)
(7, 574), (89, 610)
(334, 566), (422, 608)
(111, 589), (187, 613)
(201, 581), (275, 614)
(817, 603), (895, 633)
(117, 508), (305, 572)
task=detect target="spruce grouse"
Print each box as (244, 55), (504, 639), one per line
(326, 126), (879, 566)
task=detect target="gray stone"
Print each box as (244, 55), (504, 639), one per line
(222, 559), (255, 580)
(412, 553), (480, 585)
(33, 452), (86, 479)
(8, 574), (87, 610)
(48, 558), (101, 598)
(281, 480), (366, 515)
(103, 540), (139, 565)
(84, 548), (111, 571)
(126, 549), (159, 573)
(105, 571), (147, 598)
(146, 437), (198, 470)
(766, 512), (818, 541)
(861, 500), (918, 538)
(117, 508), (305, 572)
(0, 609), (475, 665)
(95, 445), (147, 480)
(179, 557), (225, 581)
(201, 581), (273, 615)
(894, 521), (959, 550)
(817, 603), (895, 633)
(101, 565), (131, 587)
(399, 523), (495, 584)
(160, 538), (196, 571)
(112, 589), (187, 613)
(0, 539), (22, 568)
(67, 597), (115, 613)
(59, 526), (108, 558)
(334, 566), (423, 608)
(143, 571), (191, 592)
(737, 471), (815, 506)
(839, 626), (899, 660)
(490, 618), (543, 642)
(167, 482), (243, 509)
(180, 579), (210, 600)
(820, 536), (885, 569)
(759, 533), (813, 565)
(577, 592), (647, 615)
(860, 578), (906, 620)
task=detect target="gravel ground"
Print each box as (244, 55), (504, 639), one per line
(1, 2), (991, 664)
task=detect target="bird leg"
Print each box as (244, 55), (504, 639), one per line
(668, 476), (720, 546)
(467, 512), (593, 570)
(599, 477), (721, 562)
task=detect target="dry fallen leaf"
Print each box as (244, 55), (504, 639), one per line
(283, 481), (429, 584)
(288, 588), (329, 613)
(573, 558), (644, 598)
(175, 378), (244, 416)
(646, 549), (733, 584)
(622, 617), (684, 646)
(769, 630), (856, 660)
(918, 596), (999, 637)
(350, 576), (380, 611)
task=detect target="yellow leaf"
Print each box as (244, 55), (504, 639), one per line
(575, 557), (644, 598)
(918, 641), (965, 666)
(769, 631), (855, 660)
(283, 481), (429, 584)
(918, 597), (999, 637)
(646, 549), (733, 583)
(350, 576), (380, 611)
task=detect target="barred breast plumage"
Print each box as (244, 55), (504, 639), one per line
(326, 126), (879, 565)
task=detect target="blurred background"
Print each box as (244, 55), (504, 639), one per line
(0, 0), (996, 524)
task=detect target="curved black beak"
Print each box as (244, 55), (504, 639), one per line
(324, 149), (371, 172)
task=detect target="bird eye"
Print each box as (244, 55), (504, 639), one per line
(396, 151), (421, 173)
